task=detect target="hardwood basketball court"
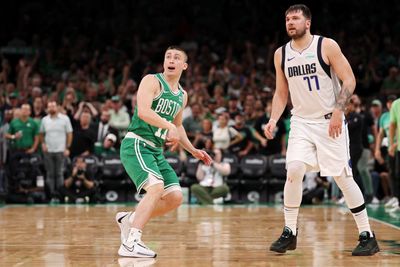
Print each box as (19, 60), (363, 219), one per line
(0, 204), (399, 266)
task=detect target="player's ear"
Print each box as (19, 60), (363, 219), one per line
(306, 20), (311, 29)
(182, 62), (188, 71)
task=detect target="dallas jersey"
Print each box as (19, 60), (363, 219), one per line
(281, 35), (341, 120)
(127, 73), (184, 147)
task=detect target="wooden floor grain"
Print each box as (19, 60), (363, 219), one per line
(0, 205), (399, 266)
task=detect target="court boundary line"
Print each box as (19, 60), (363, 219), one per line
(369, 216), (400, 231)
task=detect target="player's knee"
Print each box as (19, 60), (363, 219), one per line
(146, 183), (164, 196)
(168, 191), (183, 208)
(334, 172), (354, 191)
(287, 161), (307, 182)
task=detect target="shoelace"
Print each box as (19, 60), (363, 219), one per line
(280, 228), (292, 239)
(357, 234), (370, 247)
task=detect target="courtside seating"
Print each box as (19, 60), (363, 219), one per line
(239, 154), (269, 202)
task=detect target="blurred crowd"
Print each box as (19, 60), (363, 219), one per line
(0, 1), (399, 209)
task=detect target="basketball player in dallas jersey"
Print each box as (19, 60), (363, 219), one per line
(264, 4), (379, 256)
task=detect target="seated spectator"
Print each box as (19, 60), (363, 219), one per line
(227, 95), (241, 119)
(302, 172), (330, 205)
(212, 113), (242, 152)
(230, 112), (254, 158)
(60, 156), (96, 203)
(94, 133), (118, 158)
(193, 119), (213, 149)
(183, 103), (203, 141)
(191, 147), (230, 205)
(254, 99), (287, 156)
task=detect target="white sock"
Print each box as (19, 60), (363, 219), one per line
(334, 172), (372, 236)
(351, 208), (373, 236)
(284, 207), (299, 235)
(128, 211), (136, 224)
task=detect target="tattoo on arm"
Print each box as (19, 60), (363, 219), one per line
(335, 87), (352, 111)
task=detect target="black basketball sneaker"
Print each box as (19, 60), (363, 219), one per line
(270, 226), (297, 253)
(352, 231), (379, 256)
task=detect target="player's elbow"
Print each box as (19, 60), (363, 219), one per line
(137, 107), (148, 120)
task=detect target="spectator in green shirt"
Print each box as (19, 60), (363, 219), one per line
(6, 103), (39, 153)
(94, 133), (117, 158)
(5, 103), (40, 180)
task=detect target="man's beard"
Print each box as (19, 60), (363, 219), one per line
(287, 28), (307, 40)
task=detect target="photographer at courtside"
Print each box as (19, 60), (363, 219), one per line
(60, 156), (96, 203)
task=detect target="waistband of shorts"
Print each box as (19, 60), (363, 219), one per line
(125, 132), (157, 148)
(291, 113), (334, 123)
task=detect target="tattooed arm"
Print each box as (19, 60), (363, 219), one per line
(322, 38), (356, 138)
(335, 86), (354, 111)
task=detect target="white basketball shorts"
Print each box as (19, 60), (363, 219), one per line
(286, 116), (353, 177)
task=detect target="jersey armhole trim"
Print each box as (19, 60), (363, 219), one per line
(154, 74), (164, 100)
(317, 36), (331, 78)
(281, 44), (286, 72)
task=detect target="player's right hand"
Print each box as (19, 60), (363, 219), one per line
(264, 120), (276, 140)
(166, 124), (180, 147)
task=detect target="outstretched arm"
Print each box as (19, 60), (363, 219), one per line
(173, 91), (212, 165)
(324, 38), (356, 138)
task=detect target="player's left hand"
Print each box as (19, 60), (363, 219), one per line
(329, 109), (343, 139)
(192, 149), (213, 166)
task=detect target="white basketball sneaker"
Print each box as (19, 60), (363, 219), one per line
(116, 211), (134, 243)
(384, 197), (399, 208)
(118, 229), (157, 258)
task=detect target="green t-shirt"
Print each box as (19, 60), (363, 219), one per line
(8, 117), (39, 149)
(390, 98), (400, 151)
(126, 73), (184, 147)
(378, 112), (391, 138)
(381, 77), (400, 92)
(94, 142), (117, 157)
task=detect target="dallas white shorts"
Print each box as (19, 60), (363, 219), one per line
(286, 116), (352, 177)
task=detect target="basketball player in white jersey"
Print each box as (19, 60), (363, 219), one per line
(264, 4), (379, 256)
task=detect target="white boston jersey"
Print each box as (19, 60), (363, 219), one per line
(282, 35), (341, 120)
